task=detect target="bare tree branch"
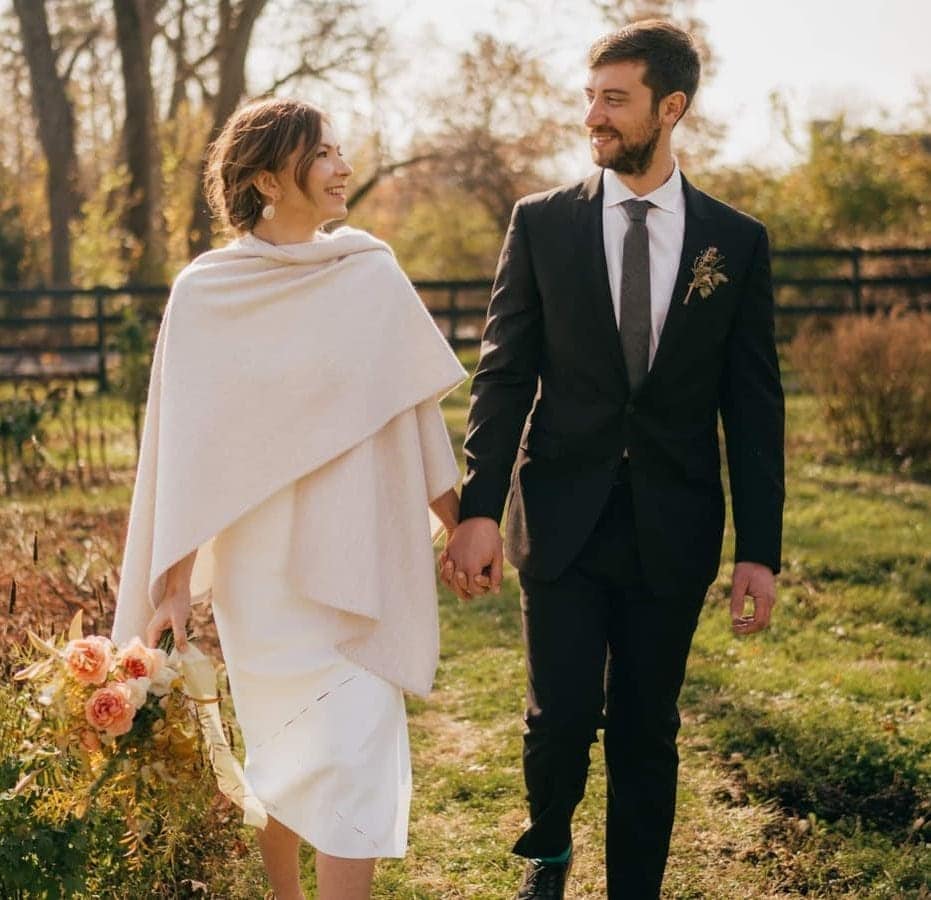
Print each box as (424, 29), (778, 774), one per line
(264, 52), (349, 93)
(347, 152), (440, 210)
(60, 24), (101, 84)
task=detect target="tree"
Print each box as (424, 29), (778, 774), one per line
(696, 105), (931, 250)
(3, 0), (389, 281)
(416, 34), (580, 232)
(113, 0), (165, 283)
(11, 0), (86, 285)
(184, 0), (268, 253)
(347, 33), (584, 279)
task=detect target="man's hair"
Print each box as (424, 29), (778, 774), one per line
(588, 20), (701, 118)
(204, 97), (328, 234)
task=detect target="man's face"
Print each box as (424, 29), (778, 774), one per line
(584, 60), (662, 175)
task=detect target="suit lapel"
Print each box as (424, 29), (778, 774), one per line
(643, 174), (712, 386)
(574, 171), (627, 380)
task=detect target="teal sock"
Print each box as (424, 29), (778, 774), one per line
(535, 845), (571, 865)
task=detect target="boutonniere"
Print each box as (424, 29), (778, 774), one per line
(683, 247), (728, 304)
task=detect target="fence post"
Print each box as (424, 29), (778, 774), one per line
(851, 246), (863, 312)
(96, 291), (109, 393)
(448, 286), (459, 350)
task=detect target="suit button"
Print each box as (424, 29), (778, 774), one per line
(625, 402), (636, 415)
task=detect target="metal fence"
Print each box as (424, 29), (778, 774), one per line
(1, 247), (928, 391)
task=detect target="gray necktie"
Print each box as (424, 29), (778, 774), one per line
(619, 199), (654, 393)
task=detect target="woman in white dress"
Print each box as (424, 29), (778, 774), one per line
(110, 98), (469, 900)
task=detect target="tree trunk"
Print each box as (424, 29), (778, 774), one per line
(113, 0), (166, 283)
(12, 0), (81, 286)
(187, 0), (269, 256)
(167, 0), (190, 119)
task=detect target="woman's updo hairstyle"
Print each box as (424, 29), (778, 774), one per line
(204, 97), (328, 233)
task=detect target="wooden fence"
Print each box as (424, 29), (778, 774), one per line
(0, 247), (928, 391)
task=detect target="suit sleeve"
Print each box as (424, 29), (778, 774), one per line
(719, 225), (785, 573)
(458, 201), (543, 523)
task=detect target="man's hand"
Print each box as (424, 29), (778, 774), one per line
(730, 561), (776, 636)
(439, 517), (503, 602)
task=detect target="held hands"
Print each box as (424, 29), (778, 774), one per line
(730, 561), (776, 636)
(439, 517), (503, 602)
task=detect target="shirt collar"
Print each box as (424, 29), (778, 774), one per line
(602, 161), (683, 214)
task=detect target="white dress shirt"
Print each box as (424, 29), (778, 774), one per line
(602, 163), (686, 368)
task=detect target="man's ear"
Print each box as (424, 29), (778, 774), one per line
(661, 91), (688, 127)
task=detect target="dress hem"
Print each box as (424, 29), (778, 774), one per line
(247, 797), (408, 859)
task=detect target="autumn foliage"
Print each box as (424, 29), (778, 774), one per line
(789, 311), (931, 463)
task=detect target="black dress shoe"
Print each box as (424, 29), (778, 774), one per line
(515, 855), (572, 899)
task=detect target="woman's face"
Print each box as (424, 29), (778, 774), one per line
(300, 121), (353, 223)
(263, 120), (353, 230)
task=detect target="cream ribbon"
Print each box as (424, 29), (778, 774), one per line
(178, 645), (268, 829)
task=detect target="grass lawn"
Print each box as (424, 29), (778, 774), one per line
(1, 355), (928, 898)
(357, 364), (929, 899)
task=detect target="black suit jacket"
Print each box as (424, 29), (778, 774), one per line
(458, 170), (785, 599)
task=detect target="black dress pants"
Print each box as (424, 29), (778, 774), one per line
(512, 466), (706, 899)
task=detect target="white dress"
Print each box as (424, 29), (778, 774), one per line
(211, 480), (411, 858)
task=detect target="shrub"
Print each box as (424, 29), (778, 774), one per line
(788, 311), (931, 463)
(0, 388), (64, 494)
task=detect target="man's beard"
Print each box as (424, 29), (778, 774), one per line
(591, 117), (662, 175)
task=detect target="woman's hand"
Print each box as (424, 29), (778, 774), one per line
(144, 584), (192, 650)
(146, 550), (198, 650)
(429, 488), (460, 535)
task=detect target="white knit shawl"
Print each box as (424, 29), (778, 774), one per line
(111, 227), (466, 695)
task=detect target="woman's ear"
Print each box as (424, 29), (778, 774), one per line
(253, 170), (279, 204)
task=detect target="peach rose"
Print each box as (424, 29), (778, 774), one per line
(63, 636), (113, 686)
(84, 683), (136, 737)
(116, 637), (164, 681)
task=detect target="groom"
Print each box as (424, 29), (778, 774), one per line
(441, 20), (785, 900)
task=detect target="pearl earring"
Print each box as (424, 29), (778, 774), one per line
(261, 203), (276, 221)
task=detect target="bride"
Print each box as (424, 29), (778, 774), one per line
(111, 97), (466, 900)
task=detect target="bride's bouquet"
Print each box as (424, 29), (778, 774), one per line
(7, 611), (263, 860)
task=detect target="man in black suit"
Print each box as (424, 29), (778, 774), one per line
(441, 19), (785, 900)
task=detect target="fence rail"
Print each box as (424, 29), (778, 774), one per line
(0, 246), (928, 390)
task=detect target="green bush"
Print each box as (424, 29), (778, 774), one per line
(0, 389), (63, 494)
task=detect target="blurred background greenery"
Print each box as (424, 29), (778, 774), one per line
(0, 0), (927, 289)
